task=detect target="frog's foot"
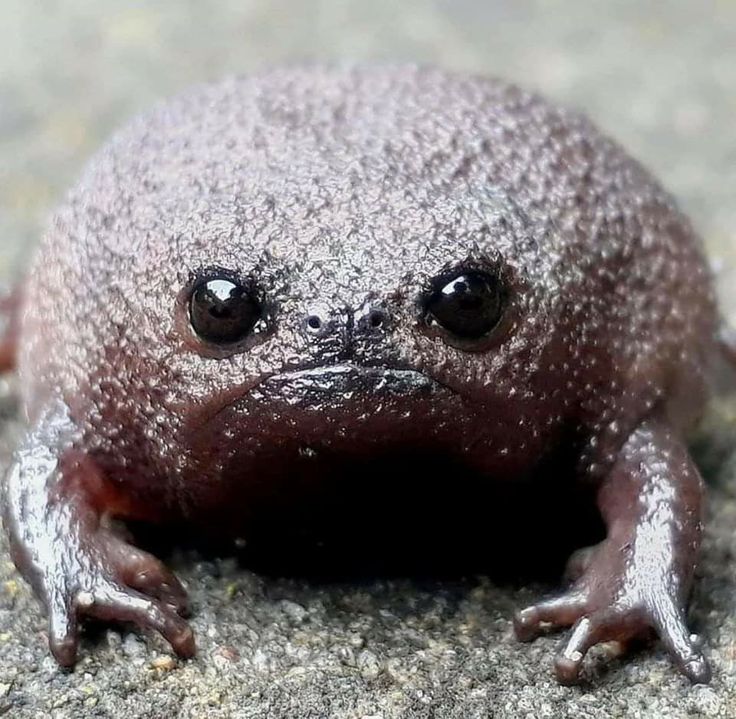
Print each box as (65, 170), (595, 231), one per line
(46, 528), (194, 667)
(513, 574), (709, 685)
(5, 402), (196, 667)
(513, 421), (710, 685)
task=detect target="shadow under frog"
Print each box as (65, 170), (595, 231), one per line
(2, 65), (734, 685)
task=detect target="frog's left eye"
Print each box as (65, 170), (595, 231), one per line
(189, 277), (262, 344)
(425, 270), (504, 340)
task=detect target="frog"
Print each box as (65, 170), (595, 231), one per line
(1, 64), (731, 684)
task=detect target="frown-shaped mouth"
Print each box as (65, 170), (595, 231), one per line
(197, 362), (466, 457)
(248, 363), (454, 405)
(188, 361), (484, 524)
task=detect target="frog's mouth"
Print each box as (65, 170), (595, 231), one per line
(196, 361), (470, 467)
(187, 361), (483, 517)
(248, 363), (454, 405)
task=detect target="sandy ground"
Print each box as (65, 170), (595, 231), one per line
(0, 1), (735, 717)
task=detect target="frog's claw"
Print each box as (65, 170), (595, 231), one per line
(514, 589), (587, 642)
(514, 420), (708, 685)
(4, 400), (195, 667)
(47, 528), (195, 667)
(515, 587), (710, 685)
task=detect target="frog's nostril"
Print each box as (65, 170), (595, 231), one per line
(303, 308), (348, 339)
(368, 310), (384, 328)
(359, 306), (389, 334)
(304, 305), (387, 341)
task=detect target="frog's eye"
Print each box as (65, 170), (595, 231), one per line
(189, 277), (262, 344)
(425, 271), (504, 340)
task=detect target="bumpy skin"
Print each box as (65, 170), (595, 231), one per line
(0, 65), (725, 682)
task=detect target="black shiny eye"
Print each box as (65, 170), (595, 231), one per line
(426, 271), (504, 339)
(189, 277), (261, 344)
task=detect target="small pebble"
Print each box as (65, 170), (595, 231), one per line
(151, 655), (176, 671)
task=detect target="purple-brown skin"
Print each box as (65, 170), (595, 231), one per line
(0, 287), (20, 373)
(0, 65), (730, 684)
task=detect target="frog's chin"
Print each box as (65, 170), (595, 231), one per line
(180, 363), (534, 531)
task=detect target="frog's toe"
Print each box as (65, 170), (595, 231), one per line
(78, 581), (196, 659)
(513, 589), (588, 642)
(554, 603), (710, 685)
(554, 611), (624, 684)
(47, 592), (80, 668)
(517, 588), (711, 685)
(112, 541), (190, 616)
(652, 600), (711, 684)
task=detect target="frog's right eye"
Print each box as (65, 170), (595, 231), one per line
(425, 270), (504, 340)
(189, 277), (262, 345)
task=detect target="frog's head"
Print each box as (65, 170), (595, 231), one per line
(132, 67), (583, 494)
(68, 66), (590, 513)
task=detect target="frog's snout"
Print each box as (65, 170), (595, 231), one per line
(301, 299), (393, 361)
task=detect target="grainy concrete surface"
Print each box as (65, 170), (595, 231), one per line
(0, 2), (735, 717)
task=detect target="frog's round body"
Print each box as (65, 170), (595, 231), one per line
(2, 66), (724, 682)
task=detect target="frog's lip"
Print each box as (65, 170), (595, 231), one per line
(251, 363), (453, 399)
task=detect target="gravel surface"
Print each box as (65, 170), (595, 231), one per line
(0, 2), (735, 717)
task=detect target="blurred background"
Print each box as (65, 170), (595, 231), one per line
(0, 0), (734, 315)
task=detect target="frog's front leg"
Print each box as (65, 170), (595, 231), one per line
(514, 419), (709, 684)
(3, 400), (194, 666)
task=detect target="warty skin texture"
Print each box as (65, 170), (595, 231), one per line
(0, 65), (727, 684)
